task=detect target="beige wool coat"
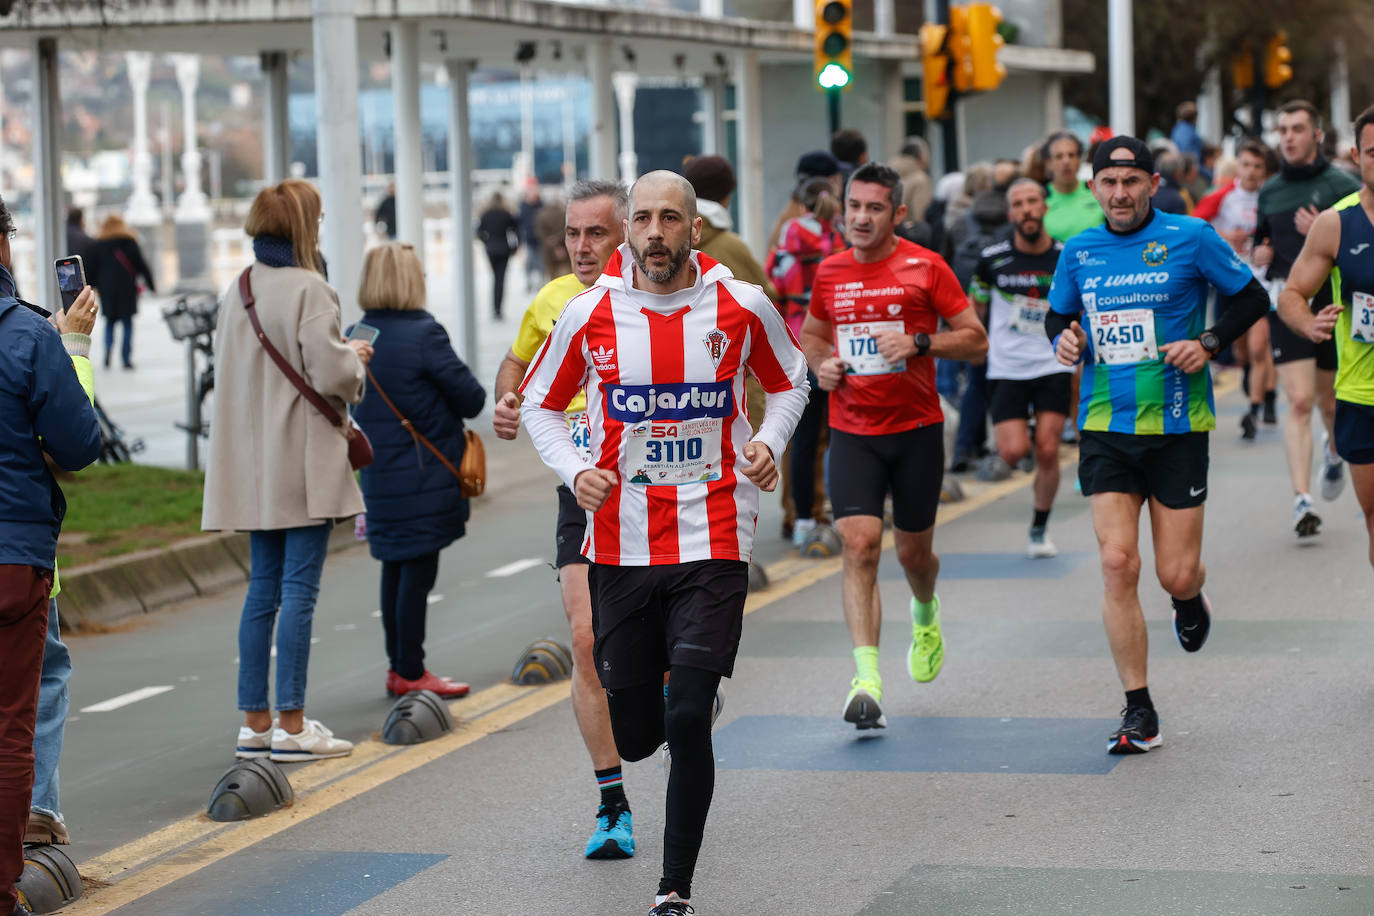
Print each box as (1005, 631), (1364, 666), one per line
(201, 262), (366, 532)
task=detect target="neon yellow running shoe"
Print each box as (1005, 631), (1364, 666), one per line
(843, 677), (886, 730)
(908, 596), (944, 683)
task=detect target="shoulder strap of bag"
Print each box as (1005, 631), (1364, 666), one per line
(363, 363), (464, 481)
(238, 267), (345, 430)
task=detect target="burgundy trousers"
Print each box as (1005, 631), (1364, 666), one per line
(0, 564), (52, 913)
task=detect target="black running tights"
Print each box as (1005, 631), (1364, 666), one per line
(606, 664), (721, 900)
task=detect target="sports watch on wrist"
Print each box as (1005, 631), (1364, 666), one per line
(912, 332), (932, 358)
(1198, 330), (1221, 357)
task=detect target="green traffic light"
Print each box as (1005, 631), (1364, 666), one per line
(818, 62), (851, 89)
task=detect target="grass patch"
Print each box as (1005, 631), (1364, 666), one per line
(57, 464), (205, 569)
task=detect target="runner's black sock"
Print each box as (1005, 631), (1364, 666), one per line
(1125, 687), (1153, 711)
(1264, 390), (1277, 412)
(595, 766), (628, 810)
(1242, 365), (1250, 396)
(1249, 403), (1261, 417)
(1032, 508), (1050, 529)
(1171, 593), (1206, 623)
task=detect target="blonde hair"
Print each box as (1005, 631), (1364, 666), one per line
(98, 214), (138, 241)
(358, 242), (426, 312)
(244, 179), (325, 275)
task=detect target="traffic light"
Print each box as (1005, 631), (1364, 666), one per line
(814, 0), (853, 91)
(1263, 31), (1292, 89)
(967, 3), (1006, 91)
(947, 5), (973, 93)
(919, 23), (950, 120)
(1232, 47), (1254, 90)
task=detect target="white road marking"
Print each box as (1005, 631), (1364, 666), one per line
(371, 610), (382, 618)
(426, 593), (444, 605)
(81, 685), (175, 713)
(485, 558), (544, 578)
(334, 623), (359, 631)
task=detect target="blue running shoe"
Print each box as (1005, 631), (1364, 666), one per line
(584, 803), (634, 859)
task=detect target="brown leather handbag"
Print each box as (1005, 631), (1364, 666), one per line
(364, 365), (486, 498)
(238, 268), (374, 470)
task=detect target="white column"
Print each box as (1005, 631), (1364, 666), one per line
(701, 74), (726, 156)
(516, 64), (535, 187)
(312, 0), (366, 320)
(700, 0), (723, 15)
(1108, 0), (1134, 137)
(1196, 66), (1222, 144)
(874, 0), (895, 37)
(261, 51), (291, 185)
(1331, 37), (1352, 150)
(793, 0), (811, 29)
(33, 37), (62, 307)
(391, 21), (424, 258)
(733, 50), (765, 257)
(173, 55), (210, 222)
(561, 86), (577, 187)
(881, 61), (904, 161)
(125, 52), (160, 225)
(445, 58), (480, 375)
(1045, 77), (1065, 132)
(587, 38), (617, 180)
(613, 71), (639, 185)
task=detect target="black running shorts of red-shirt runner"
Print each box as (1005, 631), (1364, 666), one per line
(808, 238), (971, 436)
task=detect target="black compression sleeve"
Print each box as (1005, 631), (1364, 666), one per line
(1208, 277), (1270, 350)
(1044, 308), (1077, 344)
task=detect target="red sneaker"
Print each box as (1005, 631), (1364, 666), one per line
(392, 671), (471, 699)
(386, 670), (402, 698)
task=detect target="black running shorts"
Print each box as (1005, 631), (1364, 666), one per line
(1078, 430), (1210, 509)
(988, 373), (1072, 424)
(587, 559), (749, 689)
(1269, 312), (1338, 370)
(555, 484), (590, 569)
(827, 424), (944, 532)
(1334, 400), (1374, 465)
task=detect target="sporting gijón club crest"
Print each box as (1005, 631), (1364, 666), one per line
(702, 328), (731, 368)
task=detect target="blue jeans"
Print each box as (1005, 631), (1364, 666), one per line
(935, 358), (965, 403)
(955, 361), (989, 456)
(32, 598), (69, 821)
(104, 316), (133, 367)
(237, 523), (333, 712)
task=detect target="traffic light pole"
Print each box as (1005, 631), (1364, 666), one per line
(828, 86), (841, 137)
(934, 0), (959, 173)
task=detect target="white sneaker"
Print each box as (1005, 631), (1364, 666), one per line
(270, 718), (354, 762)
(662, 687), (725, 781)
(791, 518), (818, 546)
(1026, 526), (1057, 559)
(235, 722), (274, 759)
(1293, 493), (1321, 538)
(1321, 434), (1346, 501)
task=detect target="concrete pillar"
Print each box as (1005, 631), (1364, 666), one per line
(613, 71), (639, 185)
(1045, 76), (1065, 132)
(312, 0), (366, 321)
(881, 61), (904, 160)
(793, 0), (811, 29)
(391, 21), (425, 258)
(1196, 66), (1222, 145)
(33, 37), (62, 307)
(733, 50), (765, 258)
(1108, 0), (1134, 137)
(445, 57), (480, 375)
(874, 0), (895, 37)
(701, 74), (727, 156)
(587, 38), (617, 180)
(173, 55), (210, 222)
(261, 51), (291, 185)
(1331, 38), (1352, 150)
(126, 52), (159, 224)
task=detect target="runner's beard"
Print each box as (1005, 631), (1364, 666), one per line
(630, 237), (691, 285)
(1018, 218), (1043, 243)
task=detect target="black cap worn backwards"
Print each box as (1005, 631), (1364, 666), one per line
(1091, 136), (1155, 176)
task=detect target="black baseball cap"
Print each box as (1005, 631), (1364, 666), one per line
(795, 150), (842, 180)
(1091, 136), (1155, 176)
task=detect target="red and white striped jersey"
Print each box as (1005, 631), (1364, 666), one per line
(520, 245), (809, 566)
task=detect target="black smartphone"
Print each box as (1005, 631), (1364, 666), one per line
(54, 255), (86, 312)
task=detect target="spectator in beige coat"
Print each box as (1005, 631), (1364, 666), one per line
(202, 179), (371, 763)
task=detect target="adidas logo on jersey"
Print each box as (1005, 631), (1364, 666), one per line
(591, 345), (617, 373)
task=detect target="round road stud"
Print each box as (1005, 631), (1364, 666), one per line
(528, 638), (574, 676)
(748, 560), (769, 591)
(799, 524), (842, 559)
(16, 844), (82, 913)
(382, 688), (456, 745)
(206, 758), (293, 822)
(511, 640), (572, 685)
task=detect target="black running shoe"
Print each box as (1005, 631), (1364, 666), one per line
(1240, 412), (1256, 440)
(648, 894), (694, 915)
(1263, 400), (1277, 425)
(1108, 705), (1162, 755)
(1172, 593), (1211, 653)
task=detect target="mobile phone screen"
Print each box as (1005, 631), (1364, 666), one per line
(348, 322), (381, 346)
(55, 256), (85, 312)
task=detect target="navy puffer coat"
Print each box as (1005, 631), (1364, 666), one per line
(351, 310), (486, 562)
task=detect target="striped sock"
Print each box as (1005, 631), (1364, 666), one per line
(595, 766), (627, 809)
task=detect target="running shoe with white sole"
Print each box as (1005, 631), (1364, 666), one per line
(269, 718), (354, 762)
(1172, 593), (1211, 652)
(662, 688), (725, 780)
(843, 678), (887, 730)
(1026, 526), (1057, 559)
(235, 722), (274, 759)
(1107, 705), (1162, 755)
(1293, 494), (1321, 538)
(1321, 435), (1346, 501)
(908, 597), (944, 683)
(584, 803), (634, 859)
(649, 893), (694, 915)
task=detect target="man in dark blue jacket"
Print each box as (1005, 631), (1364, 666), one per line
(0, 195), (101, 916)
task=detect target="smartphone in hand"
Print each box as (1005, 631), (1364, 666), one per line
(348, 322), (381, 346)
(54, 255), (86, 312)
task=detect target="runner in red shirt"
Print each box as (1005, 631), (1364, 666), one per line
(801, 161), (987, 730)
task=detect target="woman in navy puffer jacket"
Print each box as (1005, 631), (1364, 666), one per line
(351, 242), (487, 699)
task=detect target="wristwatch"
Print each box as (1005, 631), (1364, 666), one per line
(1198, 330), (1221, 357)
(912, 332), (932, 358)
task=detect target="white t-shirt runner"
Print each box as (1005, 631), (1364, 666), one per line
(520, 244), (809, 566)
(969, 237), (1072, 380)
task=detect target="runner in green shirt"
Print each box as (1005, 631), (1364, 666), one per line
(1043, 130), (1105, 242)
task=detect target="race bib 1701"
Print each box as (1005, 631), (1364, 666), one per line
(1007, 294), (1050, 335)
(1352, 291), (1374, 344)
(836, 319), (907, 376)
(624, 418), (724, 486)
(1088, 308), (1158, 365)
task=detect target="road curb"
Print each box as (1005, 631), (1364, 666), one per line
(60, 523), (360, 630)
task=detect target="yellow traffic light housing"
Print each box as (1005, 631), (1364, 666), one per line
(814, 0), (853, 91)
(919, 23), (951, 120)
(947, 5), (973, 93)
(1263, 31), (1292, 89)
(967, 3), (1006, 91)
(1232, 47), (1254, 90)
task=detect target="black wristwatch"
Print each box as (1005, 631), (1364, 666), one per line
(912, 332), (932, 358)
(1198, 330), (1221, 357)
